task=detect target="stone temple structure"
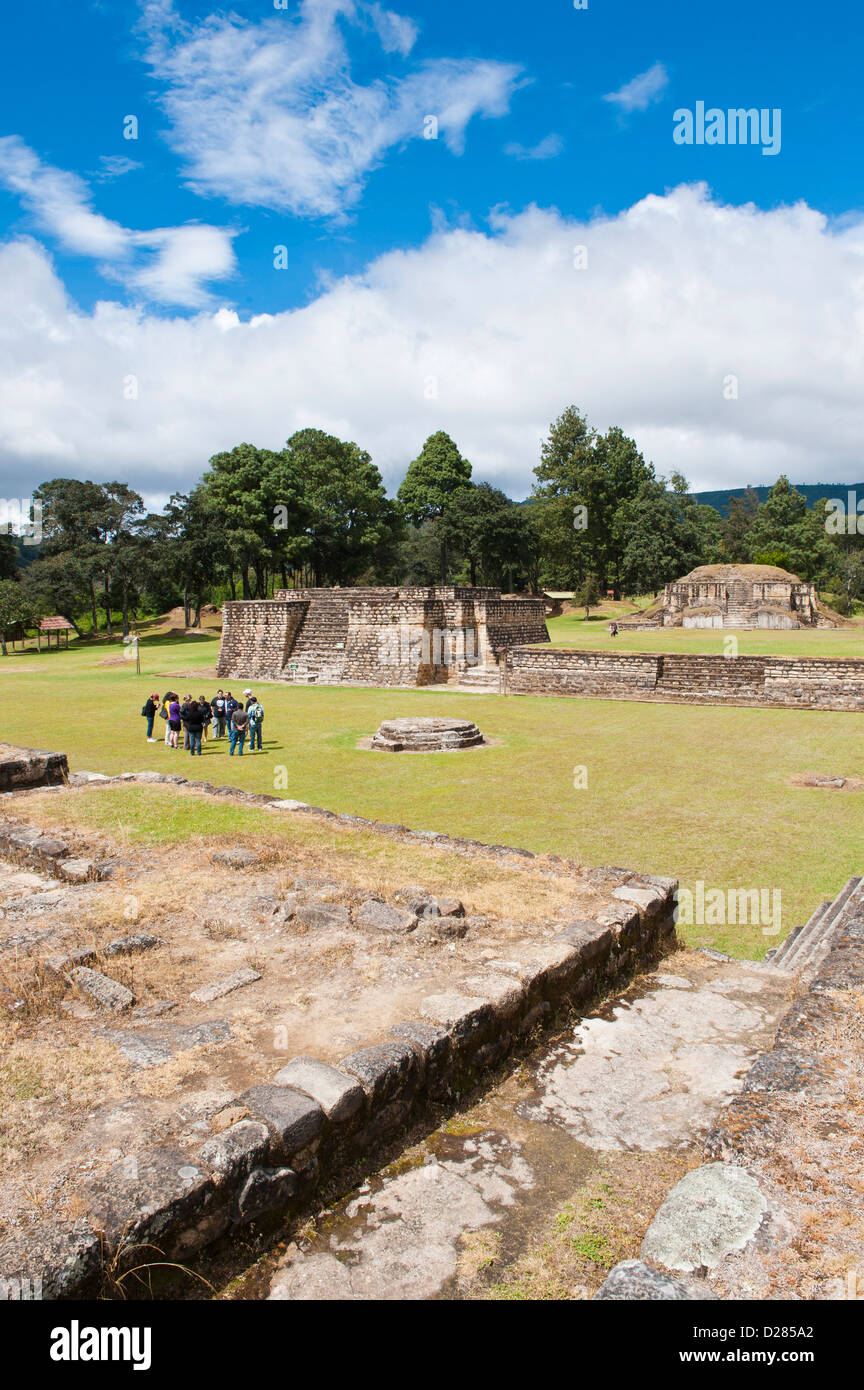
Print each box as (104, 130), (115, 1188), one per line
(620, 564), (841, 631)
(217, 586), (549, 689)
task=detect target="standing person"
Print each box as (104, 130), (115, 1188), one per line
(162, 691), (177, 745)
(184, 699), (204, 757)
(180, 694), (193, 750)
(247, 695), (264, 752)
(225, 690), (239, 722)
(243, 688), (254, 710)
(211, 690), (227, 738)
(141, 693), (159, 742)
(197, 694), (212, 743)
(167, 696), (182, 749)
(229, 702), (249, 757)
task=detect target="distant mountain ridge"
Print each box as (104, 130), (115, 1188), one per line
(694, 483), (864, 516)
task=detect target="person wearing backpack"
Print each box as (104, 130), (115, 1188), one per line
(247, 696), (264, 751)
(141, 693), (159, 741)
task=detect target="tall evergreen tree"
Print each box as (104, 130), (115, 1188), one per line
(397, 431), (472, 582)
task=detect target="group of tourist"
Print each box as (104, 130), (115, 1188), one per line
(140, 688), (264, 756)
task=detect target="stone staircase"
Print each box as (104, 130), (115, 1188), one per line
(457, 664), (501, 692)
(654, 654), (768, 700)
(767, 875), (863, 975)
(284, 598), (350, 683)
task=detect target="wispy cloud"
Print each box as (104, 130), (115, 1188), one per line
(138, 0), (523, 218)
(0, 136), (236, 307)
(94, 155), (143, 181)
(504, 133), (564, 161)
(603, 61), (668, 113)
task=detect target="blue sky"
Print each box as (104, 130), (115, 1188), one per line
(1, 0), (863, 502)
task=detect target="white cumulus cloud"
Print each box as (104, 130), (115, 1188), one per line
(1, 184), (864, 502)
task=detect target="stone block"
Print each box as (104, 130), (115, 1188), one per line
(419, 993), (496, 1054)
(461, 973), (526, 1021)
(239, 1084), (325, 1158)
(199, 1120), (271, 1178)
(339, 1041), (420, 1106)
(355, 900), (418, 934)
(69, 967), (135, 1013)
(594, 1259), (715, 1301)
(190, 968), (261, 1003)
(556, 921), (613, 966)
(292, 903), (350, 931)
(103, 932), (162, 957)
(641, 1164), (769, 1274)
(83, 1145), (226, 1258)
(235, 1167), (298, 1222)
(272, 1056), (364, 1124)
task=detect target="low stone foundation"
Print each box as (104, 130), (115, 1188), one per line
(0, 770), (676, 1299)
(506, 649), (864, 712)
(0, 744), (68, 793)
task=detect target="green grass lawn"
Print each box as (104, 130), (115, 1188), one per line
(2, 631), (862, 958)
(545, 609), (864, 658)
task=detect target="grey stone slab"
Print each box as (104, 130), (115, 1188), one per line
(292, 903), (350, 931)
(235, 1166), (298, 1222)
(419, 993), (495, 1046)
(272, 1056), (364, 1124)
(556, 921), (614, 965)
(210, 848), (259, 869)
(355, 900), (418, 935)
(239, 1084), (325, 1157)
(0, 1220), (102, 1300)
(190, 967), (261, 1003)
(103, 932), (162, 957)
(69, 967), (135, 1013)
(100, 1018), (231, 1067)
(84, 1145), (227, 1259)
(339, 1041), (420, 1104)
(641, 1164), (768, 1273)
(200, 1120), (271, 1177)
(594, 1259), (716, 1301)
(461, 973), (526, 1021)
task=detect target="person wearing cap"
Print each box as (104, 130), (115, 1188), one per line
(243, 687), (255, 710)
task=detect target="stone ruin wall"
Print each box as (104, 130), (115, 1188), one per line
(217, 587), (550, 687)
(506, 648), (864, 712)
(216, 587), (864, 712)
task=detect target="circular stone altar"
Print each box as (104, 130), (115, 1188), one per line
(370, 716), (484, 753)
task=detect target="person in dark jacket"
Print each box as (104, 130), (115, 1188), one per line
(142, 693), (159, 741)
(184, 699), (205, 756)
(197, 695), (212, 743)
(179, 694), (193, 750)
(229, 704), (249, 756)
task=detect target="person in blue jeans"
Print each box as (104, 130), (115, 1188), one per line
(142, 693), (159, 741)
(229, 705), (249, 756)
(184, 699), (205, 756)
(247, 697), (263, 751)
